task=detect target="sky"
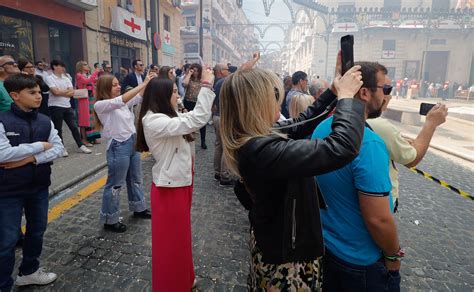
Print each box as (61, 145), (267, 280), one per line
(240, 0), (292, 52)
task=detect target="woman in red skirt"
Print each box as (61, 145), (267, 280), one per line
(75, 61), (101, 145)
(136, 69), (215, 291)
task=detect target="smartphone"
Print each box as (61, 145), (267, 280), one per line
(419, 102), (436, 115)
(340, 35), (354, 75)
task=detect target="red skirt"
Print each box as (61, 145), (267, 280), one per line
(151, 183), (195, 292)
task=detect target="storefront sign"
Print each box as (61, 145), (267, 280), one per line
(110, 35), (135, 48)
(111, 6), (146, 41)
(0, 41), (15, 48)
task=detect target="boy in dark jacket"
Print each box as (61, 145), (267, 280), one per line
(0, 74), (64, 291)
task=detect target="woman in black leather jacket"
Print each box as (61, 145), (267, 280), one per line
(219, 64), (366, 290)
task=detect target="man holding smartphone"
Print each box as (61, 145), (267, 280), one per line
(313, 62), (401, 291)
(367, 74), (448, 212)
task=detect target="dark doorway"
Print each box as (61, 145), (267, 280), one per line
(423, 51), (449, 83)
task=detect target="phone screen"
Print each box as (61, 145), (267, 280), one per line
(419, 103), (436, 115)
(341, 35), (354, 75)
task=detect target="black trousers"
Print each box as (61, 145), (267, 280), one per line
(183, 99), (206, 146)
(49, 106), (83, 148)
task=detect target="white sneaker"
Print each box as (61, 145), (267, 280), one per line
(15, 267), (57, 286)
(62, 149), (69, 157)
(79, 145), (92, 154)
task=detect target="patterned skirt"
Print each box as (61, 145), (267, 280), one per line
(79, 90), (100, 142)
(247, 231), (322, 291)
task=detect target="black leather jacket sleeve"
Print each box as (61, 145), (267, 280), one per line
(273, 89), (337, 139)
(239, 98), (366, 179)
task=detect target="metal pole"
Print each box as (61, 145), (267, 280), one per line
(199, 0), (204, 58)
(324, 31), (329, 79)
(150, 0), (159, 65)
(145, 0), (150, 65)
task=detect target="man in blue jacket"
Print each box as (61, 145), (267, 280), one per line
(0, 74), (64, 291)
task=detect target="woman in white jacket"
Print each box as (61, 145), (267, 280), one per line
(136, 69), (215, 292)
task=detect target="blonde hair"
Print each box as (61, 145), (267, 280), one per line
(93, 74), (116, 129)
(289, 94), (314, 118)
(75, 60), (88, 74)
(220, 68), (284, 178)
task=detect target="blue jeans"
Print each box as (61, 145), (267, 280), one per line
(100, 135), (146, 224)
(323, 249), (401, 292)
(0, 189), (49, 291)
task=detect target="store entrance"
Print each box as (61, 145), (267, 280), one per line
(111, 44), (137, 75)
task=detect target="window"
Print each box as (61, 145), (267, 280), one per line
(186, 16), (196, 26)
(164, 14), (171, 32)
(430, 39), (447, 45)
(383, 40), (396, 51)
(383, 0), (401, 10)
(338, 2), (355, 11)
(432, 0), (450, 11)
(184, 43), (198, 53)
(0, 15), (33, 61)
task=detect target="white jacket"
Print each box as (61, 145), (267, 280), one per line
(142, 87), (215, 187)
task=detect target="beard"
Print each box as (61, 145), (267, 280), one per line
(367, 98), (386, 119)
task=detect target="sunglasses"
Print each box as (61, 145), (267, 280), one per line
(1, 61), (18, 67)
(375, 85), (393, 95)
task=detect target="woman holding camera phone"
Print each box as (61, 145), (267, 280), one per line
(136, 68), (215, 292)
(220, 54), (366, 290)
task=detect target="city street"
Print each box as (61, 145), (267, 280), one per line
(12, 125), (474, 291)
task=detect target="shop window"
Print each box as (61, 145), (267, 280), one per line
(49, 25), (71, 71)
(0, 15), (33, 61)
(164, 14), (171, 32)
(118, 0), (134, 12)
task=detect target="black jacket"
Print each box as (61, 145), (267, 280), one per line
(237, 90), (366, 264)
(121, 72), (145, 94)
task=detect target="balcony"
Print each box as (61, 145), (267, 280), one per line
(55, 0), (98, 11)
(180, 26), (199, 35)
(212, 0), (228, 21)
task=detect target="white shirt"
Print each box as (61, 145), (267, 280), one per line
(0, 121), (64, 164)
(45, 74), (73, 108)
(135, 72), (143, 85)
(94, 94), (142, 150)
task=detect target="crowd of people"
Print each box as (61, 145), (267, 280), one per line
(0, 50), (449, 292)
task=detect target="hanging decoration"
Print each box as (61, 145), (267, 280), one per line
(236, 0), (243, 8)
(262, 0), (275, 16)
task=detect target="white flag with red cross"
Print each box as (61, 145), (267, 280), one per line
(111, 6), (146, 41)
(163, 30), (172, 45)
(332, 22), (359, 33)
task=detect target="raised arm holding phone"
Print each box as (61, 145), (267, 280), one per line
(220, 50), (365, 290)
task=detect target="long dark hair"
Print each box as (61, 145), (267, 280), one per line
(158, 66), (172, 79)
(189, 63), (202, 81)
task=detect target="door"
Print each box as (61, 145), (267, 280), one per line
(423, 51), (449, 83)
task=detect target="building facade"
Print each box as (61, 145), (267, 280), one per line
(1, 0), (184, 77)
(83, 0), (183, 75)
(0, 0), (96, 74)
(283, 0), (474, 86)
(180, 0), (258, 66)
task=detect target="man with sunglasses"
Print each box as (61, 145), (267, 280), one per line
(312, 62), (402, 291)
(121, 59), (145, 94)
(0, 56), (21, 112)
(367, 74), (447, 213)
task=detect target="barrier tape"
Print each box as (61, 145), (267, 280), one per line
(410, 167), (473, 201)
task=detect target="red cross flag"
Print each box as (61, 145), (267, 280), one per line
(111, 6), (146, 41)
(163, 30), (172, 45)
(399, 20), (425, 29)
(332, 22), (359, 33)
(382, 50), (396, 59)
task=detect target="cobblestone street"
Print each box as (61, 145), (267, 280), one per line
(12, 126), (474, 291)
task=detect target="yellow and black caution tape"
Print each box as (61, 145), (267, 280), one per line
(409, 167), (473, 201)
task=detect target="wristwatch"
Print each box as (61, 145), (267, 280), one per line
(383, 248), (405, 262)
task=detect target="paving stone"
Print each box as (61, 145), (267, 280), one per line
(10, 128), (474, 291)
